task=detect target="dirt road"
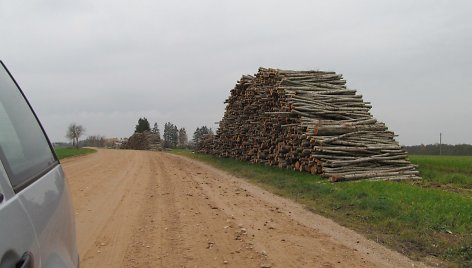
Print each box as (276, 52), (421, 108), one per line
(62, 149), (426, 267)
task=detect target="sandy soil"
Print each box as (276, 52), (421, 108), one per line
(62, 149), (428, 268)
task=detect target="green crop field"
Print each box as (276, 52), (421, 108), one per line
(173, 150), (472, 267)
(54, 147), (96, 160)
(409, 155), (472, 190)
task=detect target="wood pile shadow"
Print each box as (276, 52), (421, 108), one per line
(198, 67), (420, 182)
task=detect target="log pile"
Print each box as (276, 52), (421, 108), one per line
(121, 131), (162, 151)
(198, 68), (420, 182)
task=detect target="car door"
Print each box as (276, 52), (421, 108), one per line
(0, 61), (78, 268)
(0, 164), (40, 268)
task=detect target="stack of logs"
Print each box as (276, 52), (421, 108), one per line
(121, 131), (162, 151)
(198, 68), (420, 182)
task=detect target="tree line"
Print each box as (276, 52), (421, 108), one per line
(65, 118), (214, 150)
(134, 117), (213, 149)
(404, 144), (472, 156)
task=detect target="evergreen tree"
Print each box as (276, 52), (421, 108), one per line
(135, 117), (151, 133)
(163, 122), (172, 148)
(164, 122), (179, 148)
(172, 125), (178, 148)
(193, 126), (213, 145)
(151, 122), (161, 139)
(178, 128), (188, 148)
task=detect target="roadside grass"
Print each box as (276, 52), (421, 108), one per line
(172, 149), (472, 267)
(54, 147), (96, 160)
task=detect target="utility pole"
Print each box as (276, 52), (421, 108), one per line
(439, 132), (442, 155)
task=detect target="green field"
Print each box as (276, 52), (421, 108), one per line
(54, 147), (97, 160)
(173, 150), (472, 267)
(409, 155), (472, 191)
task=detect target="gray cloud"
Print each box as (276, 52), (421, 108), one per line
(1, 0), (471, 145)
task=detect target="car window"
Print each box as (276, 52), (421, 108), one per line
(0, 62), (57, 193)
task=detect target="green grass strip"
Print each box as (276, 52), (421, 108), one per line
(54, 147), (96, 160)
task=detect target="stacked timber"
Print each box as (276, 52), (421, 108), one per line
(121, 131), (162, 151)
(199, 68), (420, 182)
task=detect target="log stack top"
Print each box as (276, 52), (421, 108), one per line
(199, 67), (420, 182)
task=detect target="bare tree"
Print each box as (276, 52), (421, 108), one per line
(66, 123), (85, 149)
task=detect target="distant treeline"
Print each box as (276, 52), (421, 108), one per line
(404, 144), (472, 156)
(79, 135), (107, 147)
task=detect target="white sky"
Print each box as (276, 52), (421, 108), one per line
(1, 0), (471, 145)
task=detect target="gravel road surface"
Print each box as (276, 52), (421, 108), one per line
(62, 149), (426, 267)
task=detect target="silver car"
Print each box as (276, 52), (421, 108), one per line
(0, 61), (79, 268)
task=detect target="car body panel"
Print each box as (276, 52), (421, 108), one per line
(18, 165), (78, 268)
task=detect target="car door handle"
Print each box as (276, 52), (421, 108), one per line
(16, 252), (33, 268)
(0, 193), (3, 203)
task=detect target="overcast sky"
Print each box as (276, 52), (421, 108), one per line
(1, 0), (471, 145)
